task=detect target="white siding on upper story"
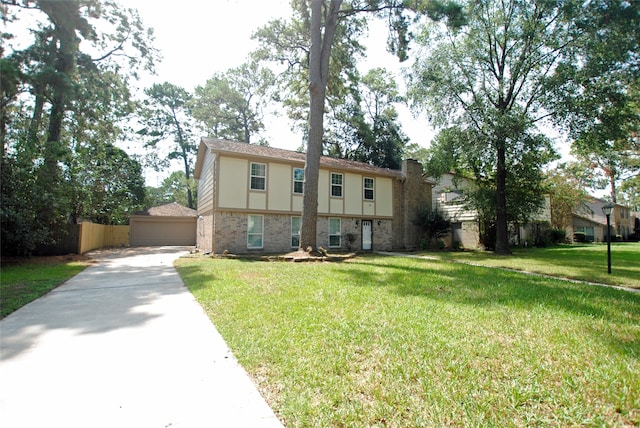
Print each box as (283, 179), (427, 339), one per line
(330, 198), (344, 214)
(267, 163), (291, 211)
(249, 192), (267, 210)
(292, 194), (303, 212)
(197, 151), (215, 214)
(212, 153), (396, 217)
(318, 170), (330, 213)
(344, 173), (361, 215)
(219, 157), (248, 209)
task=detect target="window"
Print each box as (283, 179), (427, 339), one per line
(293, 168), (304, 194)
(247, 215), (264, 248)
(363, 177), (374, 200)
(291, 216), (301, 248)
(576, 226), (594, 242)
(329, 218), (341, 247)
(331, 173), (343, 197)
(250, 162), (266, 190)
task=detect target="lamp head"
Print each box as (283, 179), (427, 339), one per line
(601, 202), (614, 216)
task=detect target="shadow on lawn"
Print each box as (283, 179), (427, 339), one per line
(343, 258), (640, 359)
(1, 248), (189, 361)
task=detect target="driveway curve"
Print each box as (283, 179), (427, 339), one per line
(0, 246), (283, 428)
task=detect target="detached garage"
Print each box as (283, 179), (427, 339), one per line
(130, 202), (197, 246)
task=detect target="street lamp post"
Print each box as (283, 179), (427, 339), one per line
(602, 202), (614, 274)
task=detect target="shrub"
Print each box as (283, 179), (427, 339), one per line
(420, 239), (429, 250)
(548, 228), (566, 244)
(573, 232), (587, 243)
(413, 206), (451, 249)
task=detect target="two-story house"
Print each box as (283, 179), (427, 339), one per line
(570, 198), (634, 242)
(430, 172), (479, 248)
(430, 172), (552, 248)
(194, 138), (432, 254)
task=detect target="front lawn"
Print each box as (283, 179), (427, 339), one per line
(0, 256), (90, 318)
(175, 255), (640, 427)
(419, 242), (640, 289)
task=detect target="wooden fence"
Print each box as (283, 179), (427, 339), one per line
(32, 222), (129, 256)
(78, 222), (129, 254)
(33, 224), (80, 256)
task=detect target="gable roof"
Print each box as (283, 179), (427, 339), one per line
(141, 202), (197, 217)
(571, 197), (631, 226)
(195, 138), (404, 179)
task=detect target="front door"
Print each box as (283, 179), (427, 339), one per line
(362, 220), (372, 250)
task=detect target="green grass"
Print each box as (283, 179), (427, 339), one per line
(418, 243), (640, 289)
(1, 258), (90, 318)
(175, 255), (640, 427)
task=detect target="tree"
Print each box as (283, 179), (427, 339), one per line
(407, 0), (573, 254)
(69, 143), (145, 224)
(139, 82), (197, 208)
(144, 171), (197, 209)
(326, 67), (408, 169)
(191, 61), (275, 144)
(412, 206), (451, 249)
(552, 1), (640, 204)
(254, 0), (462, 251)
(1, 0), (157, 255)
(422, 125), (555, 248)
(544, 165), (589, 230)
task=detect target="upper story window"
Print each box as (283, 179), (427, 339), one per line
(363, 177), (374, 200)
(331, 173), (343, 197)
(250, 162), (266, 190)
(293, 168), (304, 194)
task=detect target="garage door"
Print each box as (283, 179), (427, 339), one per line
(130, 216), (196, 246)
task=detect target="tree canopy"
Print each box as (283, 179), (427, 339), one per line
(138, 82), (197, 208)
(253, 0), (463, 251)
(406, 0), (640, 253)
(191, 61), (276, 145)
(1, 0), (157, 254)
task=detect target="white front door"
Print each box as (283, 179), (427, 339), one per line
(362, 220), (372, 250)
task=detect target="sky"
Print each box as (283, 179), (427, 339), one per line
(128, 0), (432, 185)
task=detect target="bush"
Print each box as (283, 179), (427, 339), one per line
(413, 206), (451, 249)
(548, 228), (566, 244)
(573, 232), (587, 243)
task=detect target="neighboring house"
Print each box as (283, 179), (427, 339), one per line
(568, 198), (634, 242)
(129, 202), (197, 246)
(430, 172), (480, 249)
(193, 138), (432, 254)
(430, 172), (552, 248)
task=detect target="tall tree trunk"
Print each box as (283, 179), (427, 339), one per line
(495, 139), (510, 254)
(299, 0), (342, 251)
(174, 110), (194, 209)
(42, 31), (76, 227)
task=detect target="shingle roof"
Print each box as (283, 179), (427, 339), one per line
(144, 202), (197, 217)
(200, 138), (404, 178)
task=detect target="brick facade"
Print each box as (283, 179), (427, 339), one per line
(206, 212), (396, 254)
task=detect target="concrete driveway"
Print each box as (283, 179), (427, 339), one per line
(0, 246), (283, 428)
